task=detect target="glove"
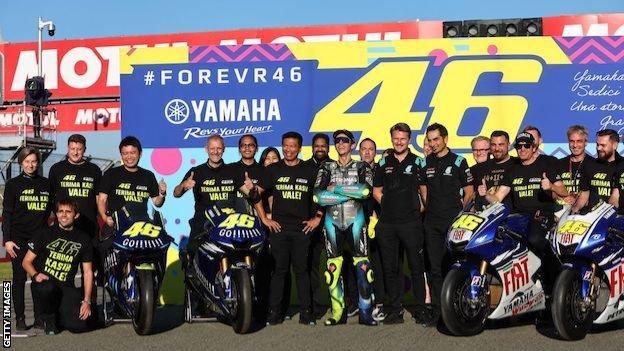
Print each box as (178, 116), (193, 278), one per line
(368, 216), (378, 239)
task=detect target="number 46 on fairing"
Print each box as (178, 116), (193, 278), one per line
(310, 58), (543, 151)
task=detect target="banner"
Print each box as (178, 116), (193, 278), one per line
(543, 13), (624, 36)
(121, 37), (624, 153)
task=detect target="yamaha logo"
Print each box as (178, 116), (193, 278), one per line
(164, 99), (190, 124)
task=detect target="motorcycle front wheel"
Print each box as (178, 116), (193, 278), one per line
(132, 269), (156, 335)
(552, 269), (595, 340)
(230, 268), (253, 334)
(441, 268), (490, 336)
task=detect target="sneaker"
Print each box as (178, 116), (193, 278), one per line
(313, 307), (327, 320)
(324, 311), (347, 326)
(44, 319), (59, 335)
(412, 307), (432, 326)
(426, 308), (440, 328)
(299, 310), (316, 326)
(266, 311), (284, 326)
(372, 304), (385, 322)
(382, 311), (404, 325)
(347, 304), (359, 317)
(15, 317), (27, 331)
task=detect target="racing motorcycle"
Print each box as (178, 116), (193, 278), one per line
(181, 206), (267, 334)
(551, 201), (624, 340)
(102, 206), (173, 335)
(441, 203), (549, 336)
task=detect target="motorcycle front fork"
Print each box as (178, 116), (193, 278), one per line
(468, 261), (490, 308)
(581, 263), (599, 311)
(219, 255), (253, 301)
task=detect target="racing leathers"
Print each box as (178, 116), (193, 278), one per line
(313, 159), (376, 325)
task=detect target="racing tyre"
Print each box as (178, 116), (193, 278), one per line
(231, 268), (253, 334)
(184, 284), (193, 324)
(552, 269), (594, 340)
(132, 269), (156, 335)
(441, 268), (490, 336)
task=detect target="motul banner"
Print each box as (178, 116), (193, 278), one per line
(543, 13), (624, 36)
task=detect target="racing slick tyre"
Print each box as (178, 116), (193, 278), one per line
(552, 269), (595, 340)
(132, 269), (156, 335)
(231, 268), (253, 334)
(441, 268), (490, 336)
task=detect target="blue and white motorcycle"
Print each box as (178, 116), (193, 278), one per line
(103, 207), (173, 335)
(181, 206), (267, 334)
(551, 201), (624, 340)
(441, 203), (548, 335)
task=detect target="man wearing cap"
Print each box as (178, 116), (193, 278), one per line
(484, 132), (567, 319)
(313, 129), (376, 326)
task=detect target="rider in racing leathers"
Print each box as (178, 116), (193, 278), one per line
(313, 129), (377, 326)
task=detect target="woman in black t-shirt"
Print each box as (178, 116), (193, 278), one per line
(259, 147), (281, 216)
(1, 147), (51, 330)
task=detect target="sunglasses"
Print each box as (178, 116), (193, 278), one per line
(514, 143), (533, 150)
(334, 136), (352, 144)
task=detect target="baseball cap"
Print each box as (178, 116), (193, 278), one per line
(333, 129), (355, 143)
(514, 132), (535, 146)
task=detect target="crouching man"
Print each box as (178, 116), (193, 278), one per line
(22, 199), (95, 335)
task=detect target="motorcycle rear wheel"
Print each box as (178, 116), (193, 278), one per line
(552, 269), (595, 340)
(132, 269), (156, 335)
(231, 268), (253, 334)
(441, 268), (490, 336)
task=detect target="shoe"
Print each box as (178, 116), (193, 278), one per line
(299, 310), (316, 326)
(412, 307), (432, 326)
(266, 310), (284, 326)
(44, 319), (59, 335)
(347, 305), (359, 317)
(324, 311), (347, 326)
(426, 308), (440, 328)
(372, 305), (386, 322)
(358, 308), (378, 326)
(382, 311), (404, 325)
(15, 317), (27, 331)
(33, 318), (44, 330)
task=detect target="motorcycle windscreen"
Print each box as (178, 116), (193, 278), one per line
(208, 213), (266, 250)
(114, 220), (173, 251)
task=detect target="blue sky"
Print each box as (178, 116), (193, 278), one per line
(0, 0), (622, 42)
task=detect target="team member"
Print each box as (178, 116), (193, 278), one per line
(97, 136), (166, 224)
(573, 129), (623, 212)
(484, 132), (567, 315)
(373, 123), (428, 325)
(2, 147), (51, 330)
(23, 200), (94, 335)
(471, 136), (490, 164)
(557, 125), (593, 205)
(359, 138), (386, 319)
(254, 132), (321, 326)
(472, 131), (515, 211)
(421, 123), (473, 325)
(303, 133), (337, 318)
(259, 147), (281, 216)
(230, 134), (264, 214)
(174, 135), (253, 254)
(314, 130), (376, 326)
(48, 134), (102, 298)
(523, 125), (558, 165)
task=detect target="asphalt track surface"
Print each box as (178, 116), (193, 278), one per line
(9, 300), (624, 351)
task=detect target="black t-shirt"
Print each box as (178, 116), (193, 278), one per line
(259, 159), (316, 231)
(556, 154), (594, 196)
(579, 154), (623, 205)
(1, 173), (51, 243)
(471, 157), (516, 211)
(28, 224), (92, 287)
(611, 164), (624, 212)
(181, 161), (245, 216)
(373, 152), (423, 224)
(501, 155), (560, 213)
(48, 159), (102, 231)
(98, 166), (159, 214)
(229, 160), (265, 215)
(420, 150), (473, 220)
